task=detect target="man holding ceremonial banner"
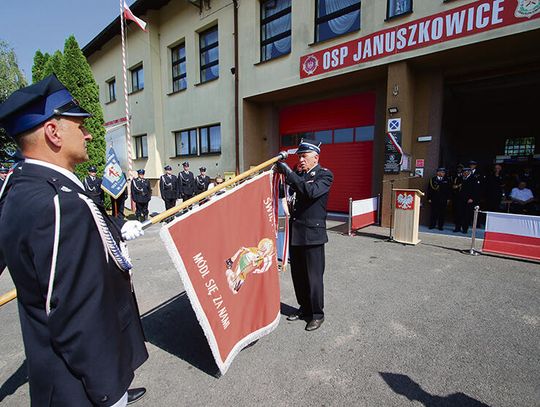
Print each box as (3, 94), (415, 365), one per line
(276, 139), (333, 331)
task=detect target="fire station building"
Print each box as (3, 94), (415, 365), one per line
(83, 0), (540, 224)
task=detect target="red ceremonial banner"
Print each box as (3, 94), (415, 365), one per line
(160, 172), (280, 375)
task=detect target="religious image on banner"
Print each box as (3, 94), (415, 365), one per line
(101, 147), (127, 199)
(160, 171), (280, 375)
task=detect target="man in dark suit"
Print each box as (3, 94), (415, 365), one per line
(131, 169), (152, 222)
(0, 75), (147, 406)
(178, 161), (196, 202)
(195, 166), (211, 194)
(159, 165), (178, 210)
(427, 167), (451, 230)
(83, 165), (104, 206)
(276, 139), (333, 332)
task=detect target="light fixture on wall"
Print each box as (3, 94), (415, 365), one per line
(392, 84), (399, 96)
(388, 107), (399, 115)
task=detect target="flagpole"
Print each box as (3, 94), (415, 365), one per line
(0, 289), (16, 307)
(144, 152), (289, 226)
(120, 0), (135, 210)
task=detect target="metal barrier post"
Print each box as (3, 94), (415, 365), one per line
(348, 197), (352, 236)
(469, 205), (480, 256)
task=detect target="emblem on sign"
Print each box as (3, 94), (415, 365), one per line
(396, 192), (414, 210)
(515, 0), (540, 18)
(302, 55), (319, 76)
(387, 118), (401, 132)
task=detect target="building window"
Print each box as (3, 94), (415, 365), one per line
(131, 64), (144, 92)
(281, 126), (374, 147)
(504, 137), (535, 156)
(175, 129), (198, 156)
(386, 0), (412, 20)
(107, 78), (116, 102)
(261, 0), (292, 62)
(315, 0), (361, 43)
(171, 43), (187, 92)
(200, 124), (221, 154)
(200, 26), (219, 83)
(134, 134), (148, 158)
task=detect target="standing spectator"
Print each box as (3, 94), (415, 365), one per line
(111, 186), (128, 220)
(178, 161), (196, 202)
(485, 164), (505, 212)
(0, 74), (147, 406)
(131, 169), (152, 221)
(196, 166), (211, 194)
(427, 167), (451, 230)
(83, 165), (104, 206)
(159, 165), (178, 211)
(276, 139), (333, 332)
(454, 167), (481, 234)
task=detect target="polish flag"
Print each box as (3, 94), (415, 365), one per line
(350, 196), (378, 233)
(482, 212), (540, 261)
(123, 1), (148, 32)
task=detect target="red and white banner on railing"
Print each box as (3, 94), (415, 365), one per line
(482, 212), (540, 261)
(349, 196), (378, 234)
(160, 172), (281, 374)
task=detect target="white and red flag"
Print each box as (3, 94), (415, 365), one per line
(350, 196), (378, 233)
(123, 1), (147, 32)
(160, 171), (281, 374)
(482, 212), (540, 261)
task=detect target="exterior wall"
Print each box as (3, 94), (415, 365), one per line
(86, 0), (540, 213)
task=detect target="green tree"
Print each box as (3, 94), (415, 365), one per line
(42, 50), (63, 79)
(0, 40), (27, 163)
(61, 35), (106, 180)
(32, 50), (50, 83)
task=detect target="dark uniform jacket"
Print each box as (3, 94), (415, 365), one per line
(195, 174), (211, 194)
(83, 175), (104, 205)
(427, 176), (451, 203)
(0, 162), (148, 406)
(159, 173), (178, 200)
(131, 177), (152, 203)
(178, 171), (196, 198)
(459, 174), (482, 203)
(286, 164), (334, 246)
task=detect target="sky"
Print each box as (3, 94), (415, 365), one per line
(2, 0), (136, 81)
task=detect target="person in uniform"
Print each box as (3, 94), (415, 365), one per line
(159, 165), (178, 211)
(0, 166), (8, 189)
(454, 167), (481, 233)
(427, 167), (451, 230)
(131, 169), (152, 222)
(196, 166), (211, 194)
(485, 163), (505, 212)
(276, 139), (333, 332)
(0, 75), (147, 406)
(178, 161), (196, 202)
(83, 165), (105, 206)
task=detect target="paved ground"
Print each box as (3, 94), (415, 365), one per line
(0, 223), (538, 407)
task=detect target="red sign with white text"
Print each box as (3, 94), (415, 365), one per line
(160, 172), (280, 375)
(300, 0), (540, 78)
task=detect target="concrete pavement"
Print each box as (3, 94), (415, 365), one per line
(1, 223), (538, 406)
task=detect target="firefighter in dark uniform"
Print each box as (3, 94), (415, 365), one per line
(0, 75), (147, 406)
(485, 163), (505, 212)
(196, 166), (211, 194)
(159, 165), (178, 210)
(454, 167), (481, 233)
(83, 165), (105, 206)
(178, 161), (196, 201)
(131, 169), (152, 222)
(276, 139), (333, 332)
(427, 167), (451, 230)
(0, 166), (8, 190)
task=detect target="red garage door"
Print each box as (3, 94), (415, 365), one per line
(279, 93), (376, 212)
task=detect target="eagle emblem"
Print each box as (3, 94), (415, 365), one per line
(396, 192), (414, 210)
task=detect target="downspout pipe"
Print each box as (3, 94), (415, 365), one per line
(233, 0), (240, 174)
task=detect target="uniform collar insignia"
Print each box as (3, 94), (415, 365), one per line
(60, 186), (72, 192)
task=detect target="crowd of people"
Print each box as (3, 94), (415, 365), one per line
(427, 161), (538, 233)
